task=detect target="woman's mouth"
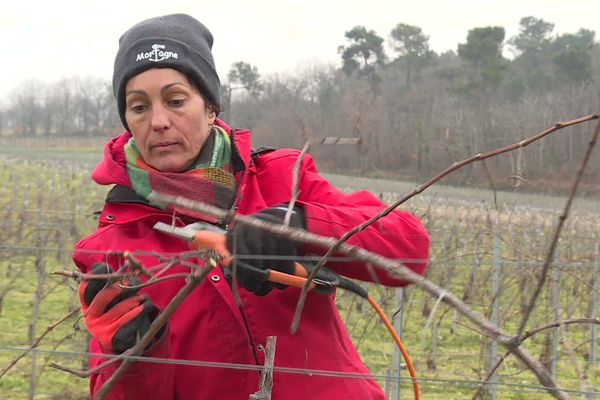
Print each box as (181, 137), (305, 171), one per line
(153, 142), (178, 149)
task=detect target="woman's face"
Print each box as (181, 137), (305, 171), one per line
(124, 68), (216, 172)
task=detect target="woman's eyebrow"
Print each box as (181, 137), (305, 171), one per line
(125, 88), (147, 98)
(161, 82), (188, 93)
(125, 82), (188, 98)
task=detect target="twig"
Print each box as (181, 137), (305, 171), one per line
(52, 269), (136, 282)
(0, 263), (22, 313)
(284, 140), (311, 330)
(124, 251), (153, 278)
(516, 117), (600, 337)
(118, 273), (191, 290)
(423, 291), (448, 333)
(472, 318), (600, 400)
(523, 318), (600, 340)
(559, 323), (589, 399)
(480, 160), (497, 209)
(50, 360), (106, 378)
(95, 263), (212, 399)
(52, 258), (194, 284)
(291, 113), (600, 335)
(284, 141), (310, 226)
(35, 332), (74, 387)
(0, 308), (78, 379)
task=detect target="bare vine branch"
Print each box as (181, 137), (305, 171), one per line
(94, 263), (213, 399)
(516, 117), (600, 336)
(290, 113), (600, 335)
(144, 113), (600, 400)
(147, 192), (569, 399)
(49, 261), (213, 396)
(284, 141), (310, 227)
(472, 318), (600, 400)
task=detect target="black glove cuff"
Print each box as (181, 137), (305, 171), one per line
(258, 204), (305, 229)
(226, 204), (306, 295)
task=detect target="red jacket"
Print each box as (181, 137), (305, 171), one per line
(73, 119), (430, 399)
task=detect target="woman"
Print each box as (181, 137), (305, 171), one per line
(73, 13), (430, 399)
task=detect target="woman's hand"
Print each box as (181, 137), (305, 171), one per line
(226, 205), (305, 295)
(78, 263), (159, 354)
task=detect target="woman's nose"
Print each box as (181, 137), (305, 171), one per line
(151, 103), (170, 131)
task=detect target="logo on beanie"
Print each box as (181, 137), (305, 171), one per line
(136, 44), (179, 63)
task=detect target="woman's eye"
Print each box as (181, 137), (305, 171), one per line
(168, 98), (185, 107)
(128, 103), (147, 113)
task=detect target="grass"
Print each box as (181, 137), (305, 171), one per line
(0, 258), (89, 399)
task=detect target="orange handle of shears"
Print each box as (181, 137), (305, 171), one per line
(190, 231), (233, 266)
(190, 231), (317, 291)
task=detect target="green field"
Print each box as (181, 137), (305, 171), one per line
(1, 140), (599, 399)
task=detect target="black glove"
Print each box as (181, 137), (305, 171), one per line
(226, 205), (305, 295)
(78, 262), (159, 354)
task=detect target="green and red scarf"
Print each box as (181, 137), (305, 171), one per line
(124, 125), (237, 222)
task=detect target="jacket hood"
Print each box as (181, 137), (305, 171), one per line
(91, 118), (250, 187)
(91, 131), (132, 186)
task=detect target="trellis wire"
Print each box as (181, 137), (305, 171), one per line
(0, 346), (598, 398)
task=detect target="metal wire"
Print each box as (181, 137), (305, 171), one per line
(3, 245), (600, 277)
(3, 245), (600, 269)
(0, 245), (430, 265)
(0, 346), (597, 397)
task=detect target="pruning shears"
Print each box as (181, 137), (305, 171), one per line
(152, 221), (365, 296)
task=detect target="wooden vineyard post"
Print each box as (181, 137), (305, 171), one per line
(590, 243), (599, 365)
(249, 336), (277, 400)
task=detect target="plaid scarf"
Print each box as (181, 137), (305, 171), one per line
(124, 125), (237, 222)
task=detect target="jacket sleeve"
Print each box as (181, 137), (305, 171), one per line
(72, 243), (174, 400)
(255, 150), (430, 286)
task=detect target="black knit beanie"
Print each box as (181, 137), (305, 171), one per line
(112, 14), (221, 130)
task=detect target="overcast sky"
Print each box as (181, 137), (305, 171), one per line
(2, 0), (599, 103)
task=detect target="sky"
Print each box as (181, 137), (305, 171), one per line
(2, 0), (599, 103)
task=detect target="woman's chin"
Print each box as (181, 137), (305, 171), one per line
(147, 158), (187, 173)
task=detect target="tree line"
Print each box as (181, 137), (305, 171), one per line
(2, 16), (599, 190)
